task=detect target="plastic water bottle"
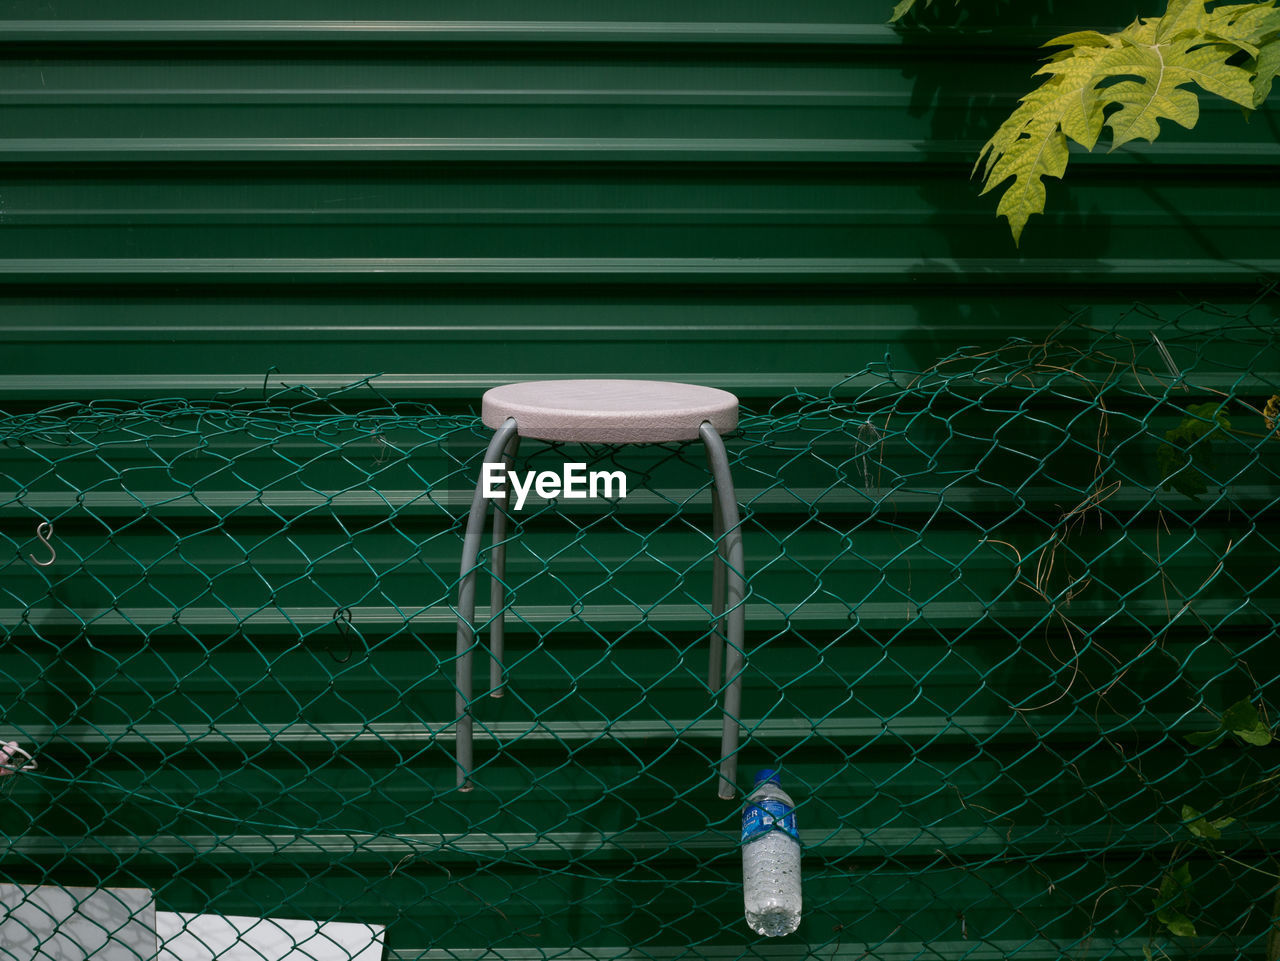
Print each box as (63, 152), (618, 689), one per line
(741, 768), (802, 936)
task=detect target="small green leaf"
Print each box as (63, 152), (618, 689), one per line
(1187, 402), (1231, 432)
(1157, 909), (1197, 938)
(1159, 403), (1230, 501)
(1158, 440), (1204, 500)
(1143, 945), (1154, 961)
(1156, 864), (1191, 902)
(1188, 819), (1219, 839)
(1221, 698), (1257, 729)
(1182, 804), (1212, 838)
(1223, 698), (1272, 746)
(1238, 726), (1273, 746)
(1154, 864), (1196, 937)
(1181, 804), (1229, 840)
(1185, 727), (1225, 748)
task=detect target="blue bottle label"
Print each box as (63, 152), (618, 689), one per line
(742, 797), (799, 844)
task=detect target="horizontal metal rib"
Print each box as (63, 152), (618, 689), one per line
(0, 371), (1273, 399)
(1, 138), (1278, 165)
(0, 256), (1275, 284)
(0, 715), (1148, 749)
(388, 942), (1236, 961)
(0, 20), (1077, 49)
(10, 821), (1262, 861)
(4, 485), (1275, 517)
(0, 596), (1268, 634)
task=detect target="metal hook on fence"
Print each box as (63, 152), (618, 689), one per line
(262, 365), (280, 402)
(328, 608), (354, 664)
(1150, 332), (1189, 392)
(30, 522), (55, 567)
(0, 742), (37, 776)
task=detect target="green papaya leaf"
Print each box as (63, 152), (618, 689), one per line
(975, 1), (1272, 242)
(888, 0), (920, 21)
(1253, 37), (1280, 106)
(888, 0), (956, 22)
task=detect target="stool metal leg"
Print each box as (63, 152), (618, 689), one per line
(456, 417), (518, 791)
(489, 433), (520, 698)
(699, 422), (745, 800)
(707, 484), (726, 697)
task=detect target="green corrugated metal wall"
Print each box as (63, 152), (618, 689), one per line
(2, 0), (1278, 957)
(5, 0), (1279, 404)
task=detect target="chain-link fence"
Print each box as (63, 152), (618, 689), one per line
(2, 292), (1279, 959)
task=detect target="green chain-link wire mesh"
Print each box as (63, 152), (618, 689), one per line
(2, 292), (1279, 959)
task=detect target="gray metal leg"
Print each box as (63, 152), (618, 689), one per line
(456, 417), (519, 791)
(707, 484), (726, 697)
(699, 422), (745, 800)
(490, 434), (520, 698)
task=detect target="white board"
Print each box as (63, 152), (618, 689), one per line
(155, 911), (384, 961)
(0, 883), (156, 960)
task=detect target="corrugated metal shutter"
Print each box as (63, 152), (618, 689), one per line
(1, 1), (1277, 958)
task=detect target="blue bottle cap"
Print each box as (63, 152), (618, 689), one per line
(754, 768), (780, 786)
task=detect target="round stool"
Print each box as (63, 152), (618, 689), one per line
(455, 379), (746, 798)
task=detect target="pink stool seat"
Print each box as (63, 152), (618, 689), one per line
(482, 379), (738, 443)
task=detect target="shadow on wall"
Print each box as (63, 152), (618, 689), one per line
(889, 0), (1164, 369)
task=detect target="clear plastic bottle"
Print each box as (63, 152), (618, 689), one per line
(741, 768), (802, 936)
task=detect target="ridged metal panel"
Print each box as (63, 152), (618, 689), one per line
(0, 0), (1277, 401)
(1, 1), (1278, 958)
